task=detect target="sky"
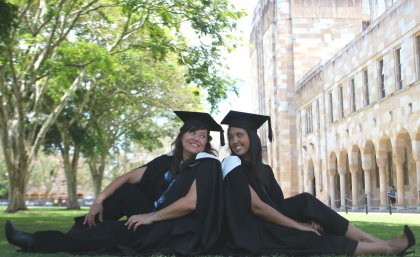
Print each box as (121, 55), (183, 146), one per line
(213, 0), (258, 152)
(215, 0), (258, 117)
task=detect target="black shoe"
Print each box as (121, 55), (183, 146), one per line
(5, 220), (34, 250)
(398, 225), (416, 256)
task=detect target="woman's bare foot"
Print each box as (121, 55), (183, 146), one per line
(388, 232), (409, 255)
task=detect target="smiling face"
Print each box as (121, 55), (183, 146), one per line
(228, 127), (250, 158)
(181, 129), (209, 160)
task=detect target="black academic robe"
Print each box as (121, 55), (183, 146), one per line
(222, 155), (358, 256)
(29, 152), (223, 256)
(136, 154), (175, 202)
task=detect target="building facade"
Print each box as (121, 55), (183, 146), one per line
(250, 0), (420, 210)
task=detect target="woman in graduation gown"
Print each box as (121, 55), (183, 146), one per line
(77, 110), (224, 229)
(220, 110), (415, 256)
(5, 111), (224, 256)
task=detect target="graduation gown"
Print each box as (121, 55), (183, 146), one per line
(222, 156), (358, 256)
(29, 152), (223, 256)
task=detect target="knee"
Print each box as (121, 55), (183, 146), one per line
(115, 183), (136, 195)
(299, 192), (314, 200)
(298, 192), (319, 204)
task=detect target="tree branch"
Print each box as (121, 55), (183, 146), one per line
(30, 69), (86, 160)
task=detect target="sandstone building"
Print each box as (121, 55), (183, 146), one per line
(250, 0), (420, 210)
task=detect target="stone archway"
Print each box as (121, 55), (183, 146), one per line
(307, 158), (315, 196)
(377, 135), (393, 210)
(394, 129), (416, 208)
(363, 140), (378, 209)
(349, 145), (363, 209)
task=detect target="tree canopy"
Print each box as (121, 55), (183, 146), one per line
(0, 0), (245, 212)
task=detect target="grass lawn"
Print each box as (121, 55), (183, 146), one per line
(0, 206), (419, 257)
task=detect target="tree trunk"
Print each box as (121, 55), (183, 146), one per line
(60, 130), (80, 210)
(89, 155), (106, 197)
(2, 142), (31, 212)
(1, 73), (32, 212)
(6, 169), (29, 212)
(1, 64), (86, 212)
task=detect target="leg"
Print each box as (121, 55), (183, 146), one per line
(354, 241), (391, 256)
(280, 192), (349, 235)
(70, 184), (153, 232)
(6, 220), (149, 253)
(345, 224), (383, 243)
(353, 231), (410, 256)
(282, 193), (383, 243)
(101, 183), (154, 219)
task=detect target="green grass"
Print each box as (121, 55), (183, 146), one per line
(0, 207), (419, 256)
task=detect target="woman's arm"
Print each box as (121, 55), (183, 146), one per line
(84, 166), (146, 227)
(125, 180), (197, 231)
(249, 185), (320, 235)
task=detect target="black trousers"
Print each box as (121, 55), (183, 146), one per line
(73, 183), (154, 229)
(279, 192), (349, 236)
(30, 183), (153, 252)
(97, 183), (154, 219)
(28, 183), (155, 253)
(31, 220), (150, 253)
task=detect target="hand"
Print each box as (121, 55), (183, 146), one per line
(125, 213), (155, 231)
(83, 202), (104, 227)
(310, 221), (324, 233)
(297, 222), (321, 236)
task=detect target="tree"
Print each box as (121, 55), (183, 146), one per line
(44, 47), (200, 208)
(0, 159), (8, 199)
(82, 51), (199, 197)
(0, 0), (244, 212)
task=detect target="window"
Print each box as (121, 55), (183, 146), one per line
(339, 85), (344, 118)
(350, 78), (356, 112)
(416, 35), (420, 80)
(363, 69), (370, 106)
(395, 48), (403, 90)
(378, 59), (385, 98)
(329, 92), (334, 123)
(316, 100), (320, 129)
(306, 104), (313, 134)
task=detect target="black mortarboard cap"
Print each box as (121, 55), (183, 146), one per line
(221, 110), (273, 142)
(174, 111), (225, 146)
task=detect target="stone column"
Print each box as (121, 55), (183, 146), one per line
(416, 160), (420, 210)
(394, 156), (405, 210)
(308, 172), (315, 195)
(302, 165), (308, 192)
(363, 168), (372, 209)
(349, 164), (360, 210)
(338, 166), (347, 211)
(328, 168), (337, 209)
(376, 158), (387, 211)
(413, 137), (420, 210)
(299, 166), (304, 193)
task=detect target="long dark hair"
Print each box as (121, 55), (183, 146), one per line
(228, 127), (267, 189)
(171, 123), (215, 174)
